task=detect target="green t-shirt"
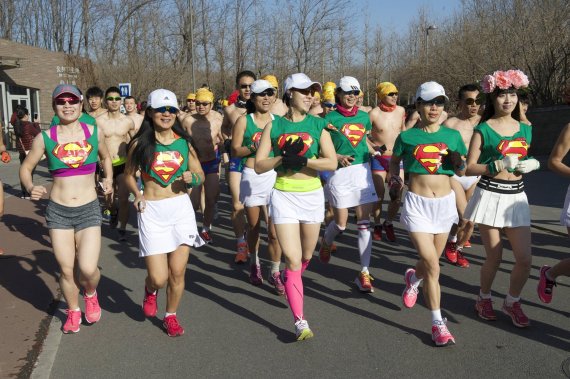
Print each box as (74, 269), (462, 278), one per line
(144, 136), (190, 187)
(324, 110), (372, 167)
(242, 113), (278, 160)
(393, 125), (467, 176)
(475, 122), (532, 164)
(270, 114), (326, 173)
(51, 112), (97, 127)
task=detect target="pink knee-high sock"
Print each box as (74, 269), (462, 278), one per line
(283, 268), (304, 320)
(301, 258), (311, 273)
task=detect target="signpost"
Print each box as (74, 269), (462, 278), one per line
(119, 83), (131, 97)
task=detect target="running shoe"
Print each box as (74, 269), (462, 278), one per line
(402, 268), (419, 308)
(502, 301), (530, 328)
(318, 237), (336, 263)
(110, 212), (118, 229)
(294, 318), (314, 341)
(83, 291), (101, 324)
(372, 224), (382, 241)
(268, 271), (285, 295)
(200, 230), (213, 244)
(455, 249), (469, 268)
(355, 271), (374, 293)
(444, 241), (458, 264)
(234, 242), (249, 263)
(474, 296), (496, 321)
(142, 287), (158, 318)
(537, 265), (556, 304)
(463, 239), (472, 248)
(163, 314), (184, 337)
(383, 221), (396, 242)
(249, 263), (263, 286)
(62, 309), (81, 334)
(117, 229), (127, 242)
(431, 319), (455, 347)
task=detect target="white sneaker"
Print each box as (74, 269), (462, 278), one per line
(294, 318), (314, 341)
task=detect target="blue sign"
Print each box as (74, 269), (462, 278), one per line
(119, 83), (131, 97)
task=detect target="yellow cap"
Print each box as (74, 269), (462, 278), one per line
(186, 92), (196, 100)
(262, 74), (279, 89)
(358, 90), (364, 97)
(195, 88), (214, 103)
(313, 91), (321, 100)
(322, 81), (336, 102)
(376, 82), (398, 99)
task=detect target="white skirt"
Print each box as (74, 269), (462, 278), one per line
(270, 187), (324, 224)
(239, 167), (276, 207)
(464, 186), (530, 228)
(400, 191), (458, 234)
(326, 163), (378, 209)
(452, 174), (479, 191)
(138, 194), (204, 257)
(560, 184), (570, 227)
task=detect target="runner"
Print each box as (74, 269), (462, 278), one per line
(0, 129), (9, 255)
(309, 91), (323, 116)
(221, 70), (256, 263)
(394, 81), (467, 346)
(86, 86), (107, 119)
(442, 84), (483, 267)
(262, 74), (288, 116)
(231, 79), (283, 292)
(320, 76), (379, 293)
(97, 87), (136, 240)
(13, 107), (41, 199)
(255, 73), (336, 340)
(124, 89), (204, 337)
(405, 107), (448, 129)
(357, 90), (372, 113)
(182, 88), (224, 243)
(19, 84), (114, 333)
(464, 69), (539, 328)
(124, 96), (144, 135)
(368, 81), (406, 242)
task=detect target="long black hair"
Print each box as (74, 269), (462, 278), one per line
(127, 108), (196, 173)
(479, 88), (521, 124)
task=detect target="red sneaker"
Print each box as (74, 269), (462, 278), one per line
(372, 224), (382, 241)
(142, 287), (158, 318)
(537, 265), (556, 303)
(463, 239), (472, 248)
(355, 271), (374, 293)
(502, 301), (530, 328)
(444, 241), (458, 264)
(163, 314), (185, 337)
(455, 249), (469, 268)
(62, 309), (81, 334)
(383, 221), (396, 242)
(200, 230), (213, 244)
(83, 291), (101, 324)
(474, 296), (497, 321)
(319, 237), (336, 263)
(234, 242), (249, 263)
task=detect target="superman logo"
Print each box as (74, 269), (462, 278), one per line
(151, 151), (184, 183)
(326, 123), (338, 132)
(340, 123), (365, 147)
(496, 138), (528, 159)
(251, 131), (262, 149)
(277, 133), (313, 156)
(413, 143), (448, 174)
(53, 140), (93, 168)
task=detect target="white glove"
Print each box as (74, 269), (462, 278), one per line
(491, 155), (519, 172)
(515, 158), (540, 174)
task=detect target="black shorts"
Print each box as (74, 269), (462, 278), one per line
(46, 199), (102, 231)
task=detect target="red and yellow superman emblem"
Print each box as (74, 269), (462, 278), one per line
(413, 143), (448, 174)
(340, 123), (365, 147)
(53, 140), (93, 168)
(277, 133), (314, 156)
(151, 151), (184, 183)
(496, 138), (528, 159)
(252, 131), (262, 148)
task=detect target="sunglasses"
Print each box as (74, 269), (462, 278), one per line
(464, 98), (483, 105)
(293, 88), (315, 96)
(387, 92), (398, 97)
(342, 90), (360, 96)
(323, 102), (336, 108)
(153, 106), (179, 113)
(254, 89), (276, 97)
(195, 102), (211, 107)
(55, 97), (81, 105)
(187, 99), (196, 103)
(240, 84), (252, 89)
(106, 96), (122, 102)
(420, 98), (446, 107)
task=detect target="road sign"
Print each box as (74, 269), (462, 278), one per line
(119, 83), (131, 97)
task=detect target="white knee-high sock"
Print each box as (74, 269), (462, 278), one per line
(357, 220), (371, 272)
(324, 221), (345, 245)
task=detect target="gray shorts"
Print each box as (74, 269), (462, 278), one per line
(46, 199), (102, 231)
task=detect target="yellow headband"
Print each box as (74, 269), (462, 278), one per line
(195, 88), (214, 103)
(376, 82), (398, 99)
(262, 74), (278, 89)
(186, 92), (196, 100)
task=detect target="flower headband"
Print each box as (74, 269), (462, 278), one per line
(481, 69), (529, 94)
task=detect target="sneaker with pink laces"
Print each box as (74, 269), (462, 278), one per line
(474, 296), (497, 321)
(163, 314), (184, 337)
(431, 319), (455, 347)
(62, 309), (82, 334)
(83, 291), (101, 324)
(249, 263), (263, 286)
(502, 301), (530, 328)
(402, 268), (419, 308)
(268, 271), (285, 295)
(142, 287), (158, 317)
(537, 265), (556, 304)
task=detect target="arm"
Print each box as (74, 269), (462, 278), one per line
(127, 118), (136, 139)
(405, 111), (419, 130)
(221, 108), (232, 139)
(255, 123), (282, 174)
(309, 130), (338, 171)
(231, 115), (253, 158)
(181, 143), (206, 192)
(19, 134), (48, 200)
(548, 123), (570, 178)
(97, 128), (114, 195)
(124, 141), (146, 212)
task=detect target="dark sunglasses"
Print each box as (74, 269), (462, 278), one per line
(240, 84), (252, 89)
(387, 92), (398, 97)
(153, 106), (179, 113)
(195, 102), (211, 107)
(55, 97), (81, 105)
(293, 88), (316, 96)
(254, 89), (276, 97)
(106, 96), (122, 101)
(343, 90), (360, 96)
(420, 98), (446, 107)
(323, 102), (336, 108)
(464, 98), (483, 105)
(187, 99), (196, 103)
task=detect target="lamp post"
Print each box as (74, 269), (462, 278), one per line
(425, 25), (437, 67)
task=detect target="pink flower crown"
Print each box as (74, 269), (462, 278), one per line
(480, 70), (529, 94)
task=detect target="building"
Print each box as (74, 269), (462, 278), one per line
(0, 39), (94, 148)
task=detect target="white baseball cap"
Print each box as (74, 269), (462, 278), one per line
(415, 81), (448, 102)
(337, 76), (361, 92)
(250, 80), (274, 94)
(283, 73), (322, 93)
(147, 89), (179, 109)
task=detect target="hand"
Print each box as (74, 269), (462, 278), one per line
(134, 196), (146, 213)
(29, 185), (48, 200)
(101, 177), (113, 195)
(223, 139), (232, 157)
(1, 151), (10, 163)
(281, 154), (307, 170)
(515, 158), (540, 174)
(337, 154), (355, 167)
(388, 175), (403, 200)
(442, 149), (464, 170)
(281, 137), (305, 156)
(490, 155), (518, 173)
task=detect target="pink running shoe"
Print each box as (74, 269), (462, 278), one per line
(474, 296), (497, 321)
(502, 301), (530, 328)
(444, 241), (458, 264)
(402, 268), (419, 308)
(83, 291), (101, 324)
(163, 314), (185, 337)
(62, 309), (81, 334)
(431, 319), (455, 347)
(268, 271), (285, 295)
(537, 265), (556, 304)
(249, 263), (263, 286)
(142, 287), (158, 318)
